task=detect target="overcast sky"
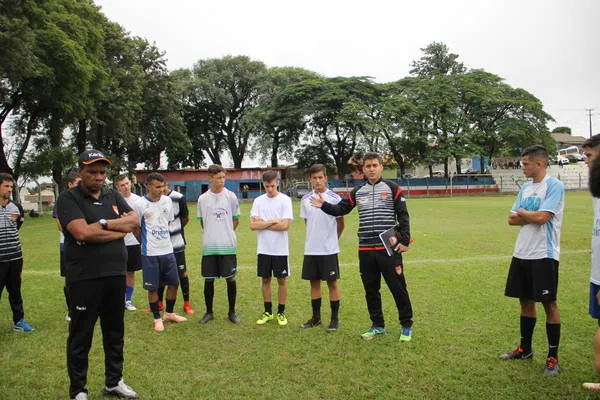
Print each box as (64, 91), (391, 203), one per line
(95, 0), (599, 139)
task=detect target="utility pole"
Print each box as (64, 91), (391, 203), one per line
(586, 108), (594, 138)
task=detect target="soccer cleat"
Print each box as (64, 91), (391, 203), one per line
(199, 312), (214, 324)
(183, 301), (195, 315)
(163, 312), (187, 323)
(125, 301), (137, 311)
(104, 379), (138, 399)
(544, 357), (560, 375)
(72, 392), (88, 400)
(361, 327), (385, 340)
(277, 313), (288, 326)
(327, 319), (340, 332)
(499, 347), (533, 360)
(300, 318), (321, 328)
(256, 312), (274, 325)
(153, 318), (164, 332)
(583, 382), (600, 391)
(228, 312), (241, 324)
(400, 326), (413, 342)
(13, 319), (34, 333)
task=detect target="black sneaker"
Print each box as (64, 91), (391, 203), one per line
(228, 312), (241, 324)
(499, 347), (533, 360)
(300, 318), (321, 328)
(199, 312), (214, 324)
(544, 357), (560, 375)
(327, 319), (339, 332)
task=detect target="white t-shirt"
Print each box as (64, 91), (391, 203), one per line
(123, 192), (141, 246)
(197, 188), (240, 255)
(250, 192), (293, 256)
(132, 195), (174, 256)
(591, 197), (600, 284)
(301, 189), (341, 255)
(511, 176), (564, 261)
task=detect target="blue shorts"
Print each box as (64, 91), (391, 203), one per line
(142, 254), (179, 291)
(590, 283), (600, 319)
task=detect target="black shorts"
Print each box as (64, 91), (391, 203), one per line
(302, 254), (340, 281)
(504, 257), (559, 302)
(174, 251), (187, 273)
(126, 245), (142, 272)
(59, 249), (66, 277)
(257, 254), (289, 278)
(202, 255), (237, 279)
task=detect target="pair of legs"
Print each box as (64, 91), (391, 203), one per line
(257, 254), (289, 325)
(157, 251), (193, 313)
(301, 254), (341, 329)
(200, 254), (238, 323)
(0, 258), (26, 325)
(124, 245), (142, 309)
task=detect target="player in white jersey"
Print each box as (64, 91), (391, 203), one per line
(116, 175), (142, 312)
(251, 170), (293, 327)
(581, 135), (600, 392)
(132, 173), (187, 332)
(299, 164), (344, 332)
(197, 165), (241, 324)
(499, 145), (565, 376)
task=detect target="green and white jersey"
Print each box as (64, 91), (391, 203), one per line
(197, 188), (240, 255)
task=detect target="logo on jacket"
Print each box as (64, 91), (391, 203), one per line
(380, 191), (390, 200)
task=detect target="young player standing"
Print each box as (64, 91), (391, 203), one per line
(251, 171), (293, 326)
(116, 175), (142, 312)
(197, 165), (241, 324)
(300, 164), (344, 332)
(499, 145), (564, 376)
(132, 173), (187, 332)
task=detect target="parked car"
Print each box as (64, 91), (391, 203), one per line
(557, 156), (570, 166)
(287, 183), (310, 199)
(567, 154), (583, 163)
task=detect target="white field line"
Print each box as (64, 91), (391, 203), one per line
(23, 249), (590, 275)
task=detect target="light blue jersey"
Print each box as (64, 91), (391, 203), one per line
(511, 176), (564, 261)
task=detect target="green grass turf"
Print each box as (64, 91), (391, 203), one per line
(0, 191), (597, 399)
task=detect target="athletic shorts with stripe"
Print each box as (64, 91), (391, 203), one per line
(302, 254), (340, 281)
(504, 257), (559, 302)
(202, 255), (237, 279)
(257, 254), (289, 278)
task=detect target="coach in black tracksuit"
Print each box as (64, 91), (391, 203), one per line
(311, 152), (413, 338)
(57, 150), (139, 400)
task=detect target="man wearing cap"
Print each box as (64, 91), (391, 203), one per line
(57, 149), (139, 400)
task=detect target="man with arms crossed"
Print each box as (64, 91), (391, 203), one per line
(0, 172), (34, 333)
(311, 152), (413, 341)
(116, 175), (142, 312)
(197, 165), (240, 324)
(57, 150), (138, 400)
(581, 135), (600, 391)
(499, 145), (564, 376)
(300, 164), (344, 332)
(251, 170), (293, 326)
(132, 172), (187, 332)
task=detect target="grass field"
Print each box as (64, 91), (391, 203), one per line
(0, 192), (597, 399)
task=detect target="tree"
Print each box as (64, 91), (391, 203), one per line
(410, 42), (466, 78)
(551, 126), (571, 134)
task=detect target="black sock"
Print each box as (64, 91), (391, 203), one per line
(63, 286), (71, 313)
(180, 275), (190, 302)
(278, 303), (285, 314)
(166, 299), (175, 313)
(546, 323), (560, 359)
(150, 301), (160, 319)
(204, 280), (214, 314)
(157, 286), (165, 303)
(520, 316), (536, 353)
(311, 298), (322, 321)
(264, 302), (272, 314)
(330, 300), (340, 320)
(227, 280), (237, 314)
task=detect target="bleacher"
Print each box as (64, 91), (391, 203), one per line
(490, 163), (589, 193)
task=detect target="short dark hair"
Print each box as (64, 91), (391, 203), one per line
(65, 169), (79, 185)
(363, 152), (382, 165)
(146, 172), (165, 185)
(262, 170), (278, 182)
(116, 174), (130, 182)
(521, 145), (548, 165)
(583, 134), (600, 149)
(208, 164), (225, 175)
(590, 153), (600, 197)
(0, 172), (14, 185)
(308, 164), (327, 177)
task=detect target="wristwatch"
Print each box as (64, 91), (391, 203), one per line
(99, 218), (108, 230)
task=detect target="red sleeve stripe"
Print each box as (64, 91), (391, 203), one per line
(394, 186), (402, 200)
(348, 192), (355, 206)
